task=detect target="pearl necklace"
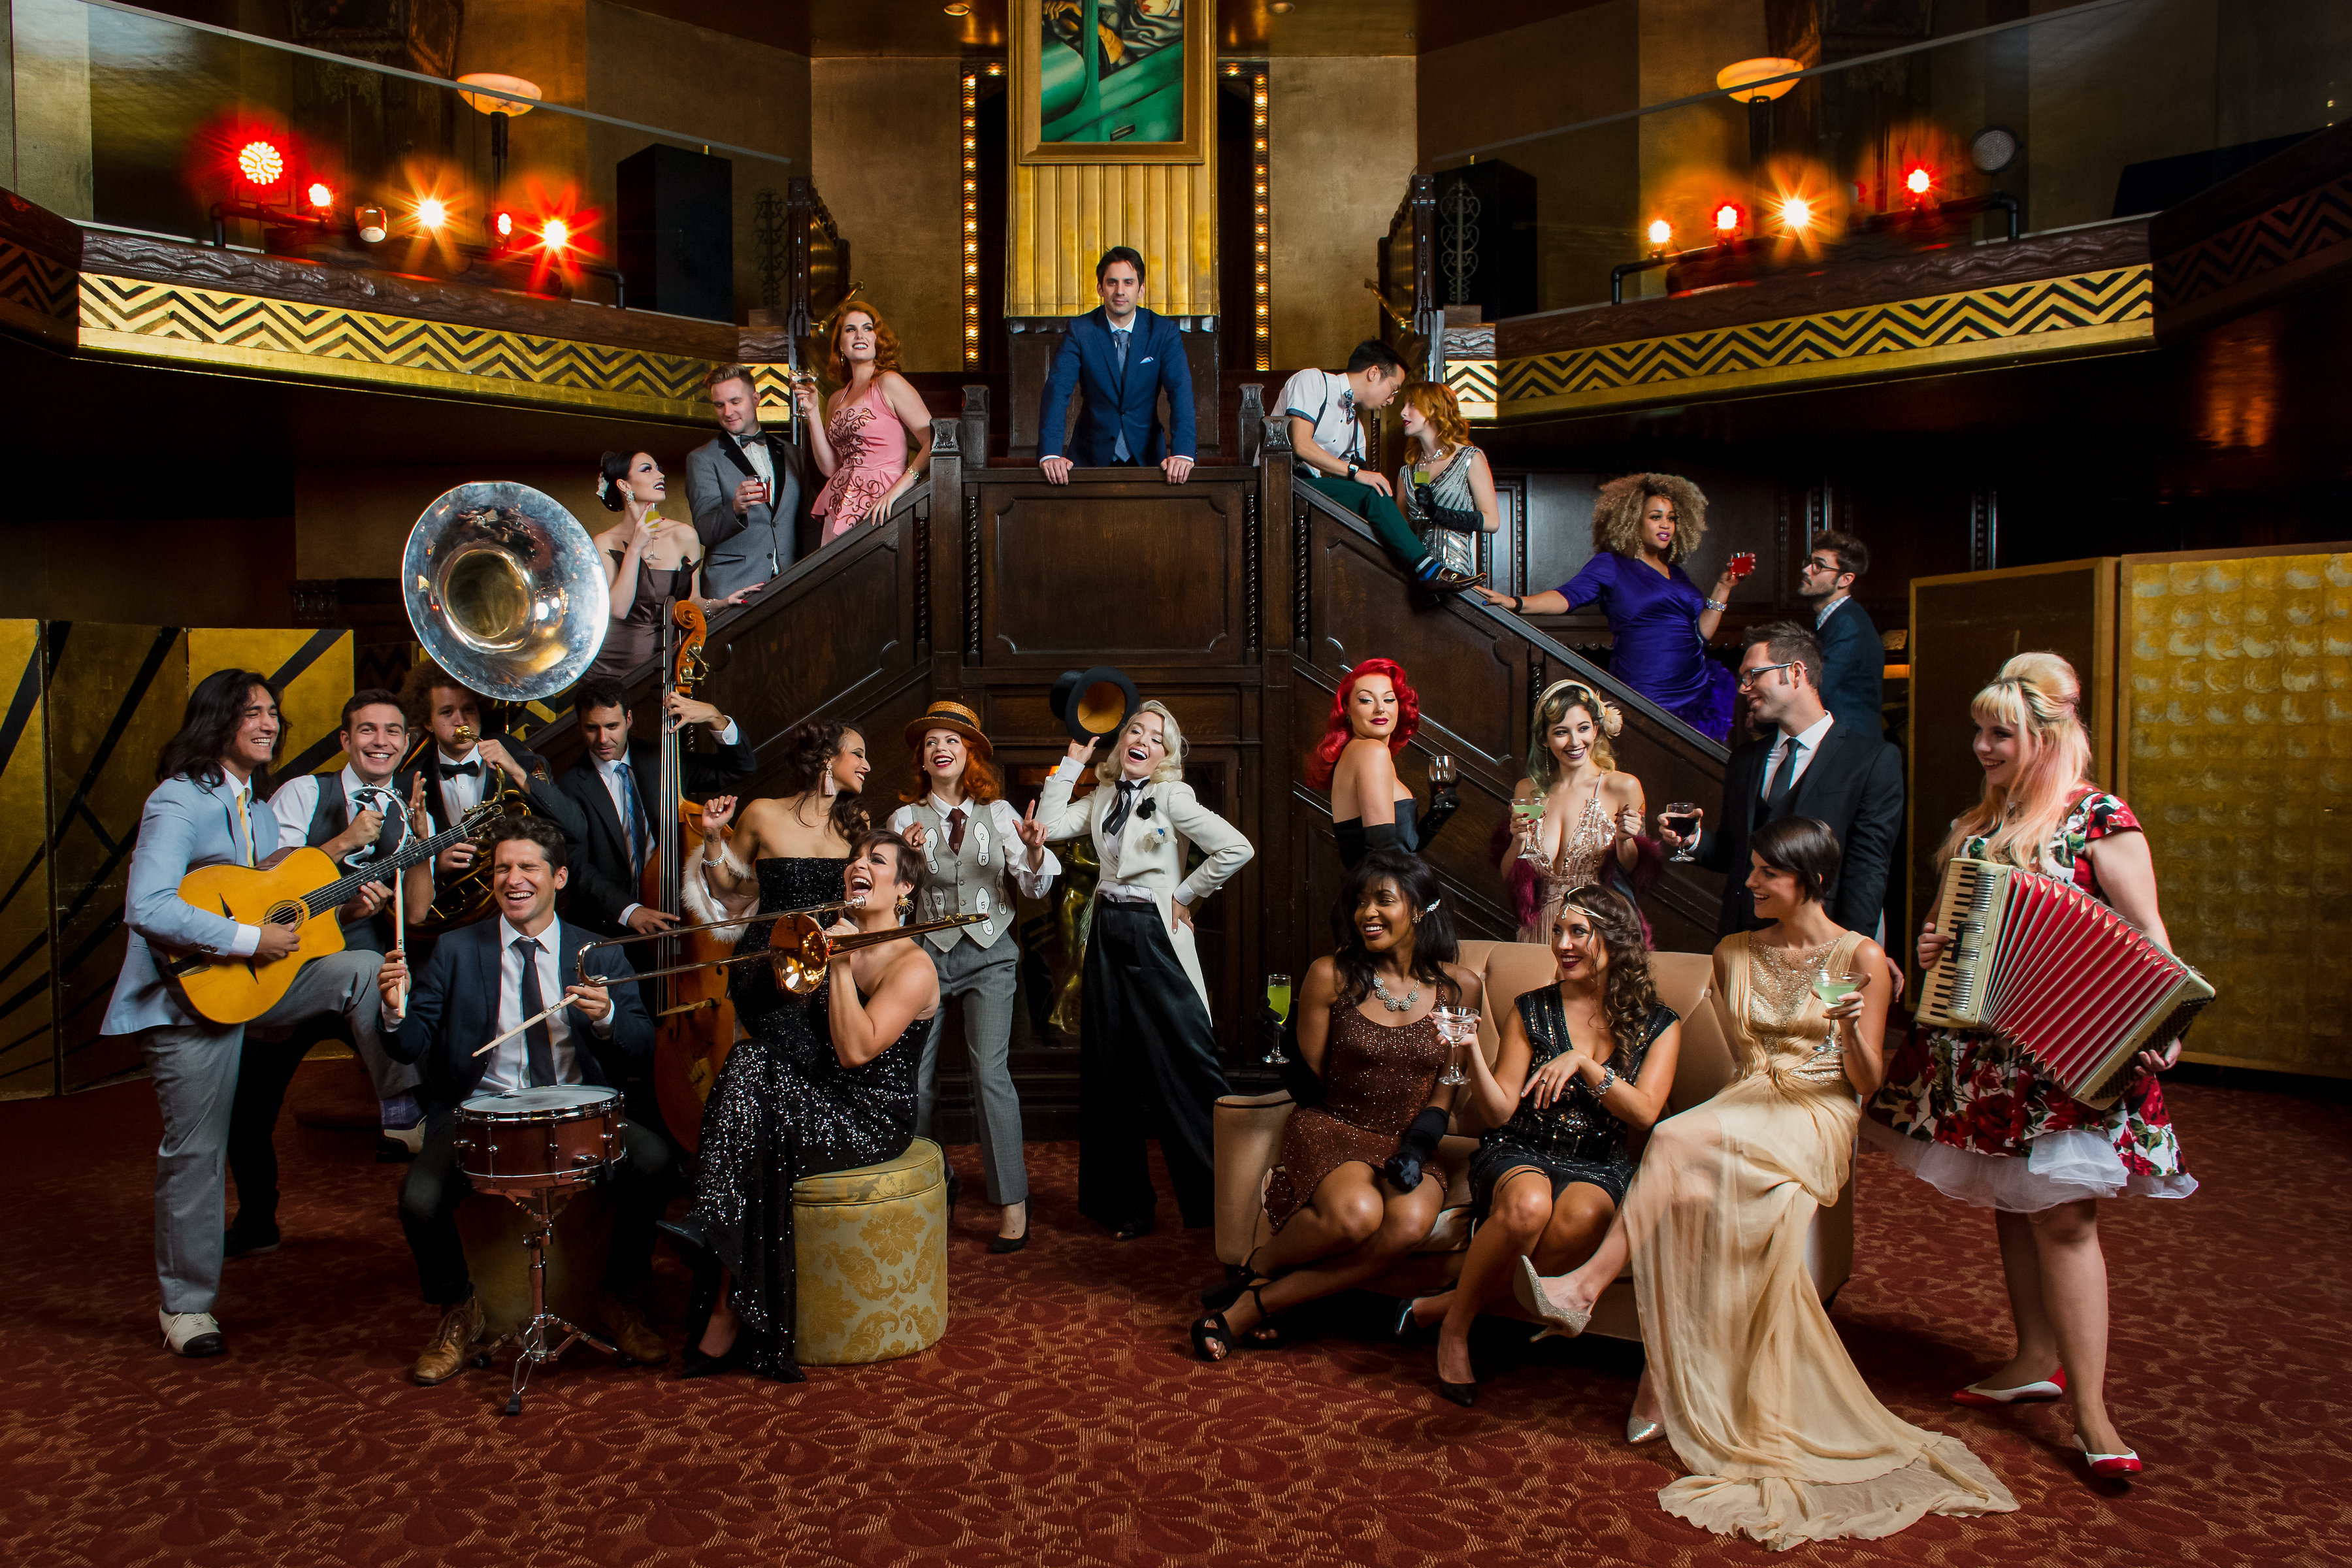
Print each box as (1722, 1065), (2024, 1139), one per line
(1371, 972), (1420, 1013)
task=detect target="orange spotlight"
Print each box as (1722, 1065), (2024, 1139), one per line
(1780, 195), (1814, 232)
(1646, 218), (1674, 251)
(415, 195), (448, 230)
(306, 181), (333, 211)
(1713, 203), (1743, 238)
(237, 139), (285, 187)
(541, 217), (571, 251)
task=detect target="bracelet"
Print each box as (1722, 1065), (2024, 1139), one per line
(1594, 1065), (1616, 1096)
(1509, 595), (1524, 614)
(1703, 597), (1728, 612)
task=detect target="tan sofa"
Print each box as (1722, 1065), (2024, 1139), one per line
(1211, 940), (1854, 1341)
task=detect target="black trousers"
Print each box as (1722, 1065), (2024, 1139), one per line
(1078, 900), (1230, 1230)
(225, 1018), (336, 1231)
(397, 1102), (674, 1307)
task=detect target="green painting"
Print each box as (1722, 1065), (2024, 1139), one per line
(1037, 0), (1186, 145)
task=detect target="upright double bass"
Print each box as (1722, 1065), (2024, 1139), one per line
(648, 601), (741, 1149)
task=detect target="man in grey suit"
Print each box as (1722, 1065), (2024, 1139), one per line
(102, 670), (397, 1358)
(685, 363), (811, 600)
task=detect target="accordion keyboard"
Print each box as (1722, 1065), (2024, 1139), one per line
(1919, 859), (2005, 1028)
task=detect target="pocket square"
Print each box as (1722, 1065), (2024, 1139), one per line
(1140, 356), (1155, 363)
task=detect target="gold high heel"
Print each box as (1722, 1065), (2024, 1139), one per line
(1513, 1256), (1592, 1342)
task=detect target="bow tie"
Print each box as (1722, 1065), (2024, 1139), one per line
(1104, 779), (1145, 836)
(438, 760), (481, 779)
(737, 432), (766, 450)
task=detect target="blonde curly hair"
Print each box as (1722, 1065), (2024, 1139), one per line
(1593, 473), (1708, 564)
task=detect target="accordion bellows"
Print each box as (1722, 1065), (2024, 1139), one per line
(1916, 857), (2215, 1107)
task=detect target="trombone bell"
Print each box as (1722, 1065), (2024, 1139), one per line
(769, 911), (987, 996)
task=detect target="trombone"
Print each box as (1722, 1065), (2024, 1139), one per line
(472, 910), (986, 1058)
(577, 898), (865, 979)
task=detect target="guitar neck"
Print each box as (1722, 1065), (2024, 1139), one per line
(304, 817), (480, 917)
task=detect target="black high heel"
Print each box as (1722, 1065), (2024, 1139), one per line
(1436, 1376), (1478, 1408)
(1192, 1279), (1277, 1362)
(681, 1329), (751, 1379)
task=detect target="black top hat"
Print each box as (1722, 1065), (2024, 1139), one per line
(1049, 666), (1140, 744)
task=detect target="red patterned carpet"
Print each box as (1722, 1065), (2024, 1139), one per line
(3, 1067), (2346, 1567)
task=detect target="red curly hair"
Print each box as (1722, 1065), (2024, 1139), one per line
(1307, 659), (1421, 789)
(826, 303), (903, 388)
(899, 743), (1004, 806)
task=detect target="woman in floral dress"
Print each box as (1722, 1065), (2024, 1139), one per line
(1865, 651), (2193, 1481)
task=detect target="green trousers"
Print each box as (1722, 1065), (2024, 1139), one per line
(1295, 470), (1431, 572)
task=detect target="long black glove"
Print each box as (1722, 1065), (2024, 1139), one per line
(1273, 1007), (1325, 1108)
(1363, 821), (1398, 851)
(1380, 1105), (1450, 1194)
(1416, 782), (1461, 849)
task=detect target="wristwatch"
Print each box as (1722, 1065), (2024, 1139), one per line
(1346, 461), (1360, 480)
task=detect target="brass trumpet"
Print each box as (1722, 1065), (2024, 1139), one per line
(770, 911), (986, 995)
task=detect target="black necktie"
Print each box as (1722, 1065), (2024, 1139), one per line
(1763, 740), (1801, 822)
(514, 936), (557, 1087)
(946, 806), (968, 854)
(439, 759), (481, 779)
(1104, 780), (1143, 836)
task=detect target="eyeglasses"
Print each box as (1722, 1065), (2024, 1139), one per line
(1737, 659), (1799, 690)
(1802, 556), (1840, 574)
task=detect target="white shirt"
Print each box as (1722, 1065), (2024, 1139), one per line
(1759, 711), (1837, 800)
(884, 795), (1062, 902)
(595, 723), (738, 923)
(1814, 594), (1849, 630)
(1279, 368), (1364, 470)
(270, 765), (404, 861)
(479, 914), (611, 1094)
(434, 744), (489, 826)
(735, 429), (775, 492)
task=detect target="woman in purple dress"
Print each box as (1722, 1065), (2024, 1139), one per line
(1477, 474), (1742, 742)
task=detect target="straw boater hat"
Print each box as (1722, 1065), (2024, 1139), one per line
(904, 699), (992, 760)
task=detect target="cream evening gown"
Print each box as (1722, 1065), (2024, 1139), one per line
(1625, 928), (2017, 1548)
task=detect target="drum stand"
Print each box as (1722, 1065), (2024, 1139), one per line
(483, 1183), (616, 1416)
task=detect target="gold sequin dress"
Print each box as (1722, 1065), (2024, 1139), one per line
(1623, 930), (2017, 1548)
(1264, 1000), (1453, 1226)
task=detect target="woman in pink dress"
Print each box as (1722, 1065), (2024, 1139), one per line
(801, 303), (932, 543)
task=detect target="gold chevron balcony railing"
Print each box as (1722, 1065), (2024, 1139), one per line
(0, 0), (820, 420)
(1403, 0), (2352, 422)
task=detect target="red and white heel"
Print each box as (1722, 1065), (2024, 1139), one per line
(2072, 1435), (2144, 1479)
(1951, 1366), (2067, 1409)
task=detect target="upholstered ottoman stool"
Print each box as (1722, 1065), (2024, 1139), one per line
(792, 1135), (949, 1365)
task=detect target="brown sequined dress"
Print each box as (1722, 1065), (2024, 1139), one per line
(1264, 1000), (1453, 1228)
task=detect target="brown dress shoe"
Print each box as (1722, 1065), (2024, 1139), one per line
(412, 1297), (485, 1386)
(599, 1288), (668, 1367)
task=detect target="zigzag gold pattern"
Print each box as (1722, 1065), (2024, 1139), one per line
(1497, 267), (2155, 416)
(2155, 176), (2352, 311)
(0, 238), (79, 346)
(1446, 355), (1498, 421)
(76, 274), (715, 419)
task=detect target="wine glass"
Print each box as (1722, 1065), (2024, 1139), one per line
(1428, 753), (1456, 787)
(1662, 802), (1701, 862)
(1432, 1006), (1478, 1085)
(1512, 796), (1547, 864)
(1262, 973), (1293, 1066)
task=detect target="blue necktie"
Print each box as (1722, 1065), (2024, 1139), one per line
(1112, 329), (1132, 462)
(615, 760), (647, 881)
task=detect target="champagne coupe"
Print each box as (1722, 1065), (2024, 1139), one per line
(1512, 796), (1547, 864)
(1812, 970), (1864, 1006)
(1662, 802), (1701, 862)
(1263, 973), (1293, 1066)
(1433, 1006), (1478, 1086)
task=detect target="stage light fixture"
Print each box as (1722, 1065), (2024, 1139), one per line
(541, 216), (571, 251)
(1905, 166), (1933, 197)
(1714, 203), (1742, 238)
(237, 139), (286, 186)
(356, 206), (389, 244)
(1780, 195), (1813, 231)
(1646, 218), (1673, 252)
(494, 210), (515, 240)
(416, 195), (449, 230)
(1969, 125), (2018, 174)
(306, 182), (333, 211)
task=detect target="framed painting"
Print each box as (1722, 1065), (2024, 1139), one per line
(1015, 0), (1213, 164)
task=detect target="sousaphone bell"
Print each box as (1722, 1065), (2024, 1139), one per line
(404, 482), (612, 704)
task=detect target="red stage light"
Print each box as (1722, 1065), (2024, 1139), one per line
(1713, 203), (1742, 236)
(306, 181), (333, 210)
(494, 210), (514, 240)
(237, 139), (286, 186)
(540, 217), (571, 251)
(1905, 165), (1933, 197)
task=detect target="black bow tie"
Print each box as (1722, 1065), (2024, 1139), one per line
(1105, 779), (1145, 836)
(438, 760), (481, 779)
(737, 431), (766, 449)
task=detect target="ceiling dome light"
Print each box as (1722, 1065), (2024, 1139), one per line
(1715, 57), (1805, 104)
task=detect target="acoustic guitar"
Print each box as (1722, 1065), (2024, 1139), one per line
(163, 800), (506, 1024)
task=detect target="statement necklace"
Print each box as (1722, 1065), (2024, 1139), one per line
(1371, 972), (1420, 1013)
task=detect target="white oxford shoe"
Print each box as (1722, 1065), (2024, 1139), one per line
(159, 1309), (225, 1357)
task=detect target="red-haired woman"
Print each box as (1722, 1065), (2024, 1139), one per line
(1396, 382), (1499, 581)
(1309, 658), (1424, 871)
(885, 701), (1057, 1252)
(1864, 651), (2192, 1479)
(801, 303), (932, 543)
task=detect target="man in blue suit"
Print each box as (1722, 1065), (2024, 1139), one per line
(376, 823), (672, 1382)
(1798, 531), (1886, 735)
(103, 669), (397, 1359)
(375, 815), (672, 1384)
(1037, 245), (1197, 485)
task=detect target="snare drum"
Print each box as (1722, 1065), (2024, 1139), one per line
(455, 1086), (626, 1192)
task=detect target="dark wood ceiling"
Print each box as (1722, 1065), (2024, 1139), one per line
(612, 0), (1616, 59)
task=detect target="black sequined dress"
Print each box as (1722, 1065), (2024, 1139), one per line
(1468, 987), (1674, 1216)
(689, 856), (921, 1379)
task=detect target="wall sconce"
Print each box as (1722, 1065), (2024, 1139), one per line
(1716, 56), (1804, 171)
(457, 73), (542, 193)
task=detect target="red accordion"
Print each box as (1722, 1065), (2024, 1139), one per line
(1916, 857), (2214, 1107)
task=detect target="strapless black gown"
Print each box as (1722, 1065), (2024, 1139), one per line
(690, 856), (921, 1379)
(1333, 796), (1420, 871)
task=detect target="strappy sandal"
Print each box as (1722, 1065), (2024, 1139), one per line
(1191, 1279), (1282, 1360)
